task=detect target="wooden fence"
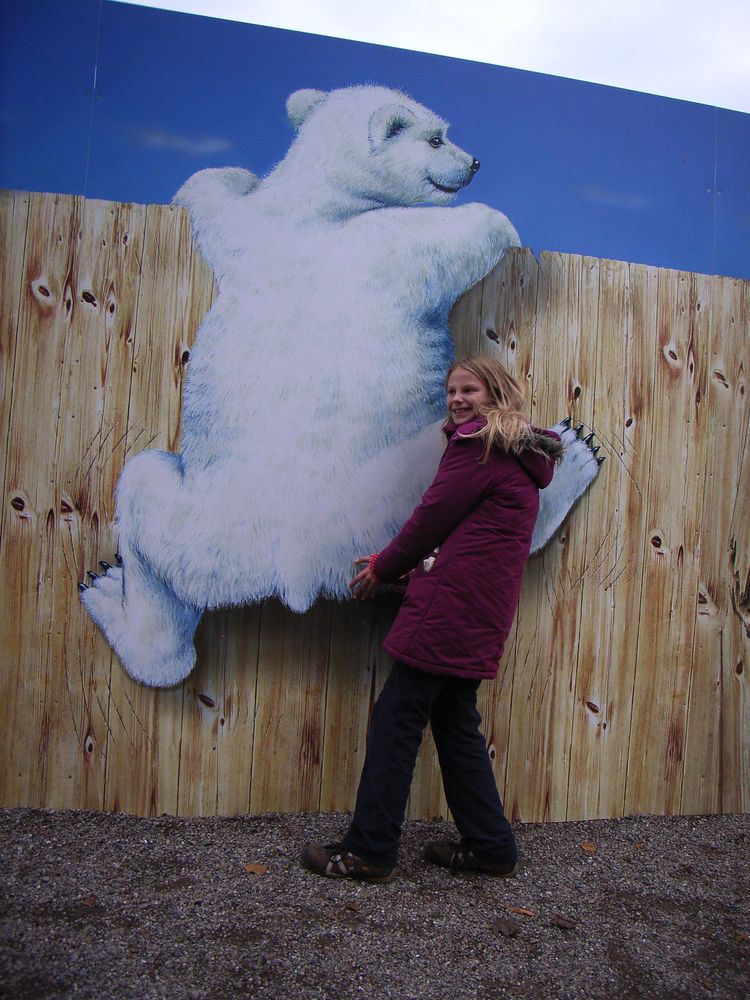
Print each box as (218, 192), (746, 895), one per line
(0, 189), (748, 821)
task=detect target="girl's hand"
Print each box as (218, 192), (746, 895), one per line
(349, 556), (381, 601)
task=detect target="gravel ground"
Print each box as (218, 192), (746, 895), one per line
(1, 808), (748, 1000)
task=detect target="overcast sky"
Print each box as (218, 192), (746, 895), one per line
(116, 0), (750, 114)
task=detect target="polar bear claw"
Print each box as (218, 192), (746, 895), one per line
(531, 419), (603, 552)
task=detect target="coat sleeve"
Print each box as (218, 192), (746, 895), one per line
(374, 436), (496, 583)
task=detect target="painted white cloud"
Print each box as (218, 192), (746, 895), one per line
(576, 186), (653, 211)
(132, 128), (233, 155)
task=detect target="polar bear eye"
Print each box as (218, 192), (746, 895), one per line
(428, 136), (444, 149)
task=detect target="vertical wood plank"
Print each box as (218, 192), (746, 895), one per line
(0, 193), (98, 808)
(102, 202), (215, 815)
(450, 246), (539, 370)
(0, 191), (29, 486)
(176, 606), (262, 816)
(680, 273), (724, 814)
(249, 601), (331, 813)
(41, 197), (150, 810)
(689, 276), (750, 813)
(504, 252), (596, 821)
(0, 189), (32, 807)
(566, 258), (646, 819)
(720, 278), (749, 813)
(589, 262), (659, 815)
(625, 269), (708, 814)
(448, 274), (485, 359)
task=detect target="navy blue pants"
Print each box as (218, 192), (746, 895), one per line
(341, 660), (517, 869)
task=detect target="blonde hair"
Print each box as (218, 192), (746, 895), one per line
(446, 356), (560, 462)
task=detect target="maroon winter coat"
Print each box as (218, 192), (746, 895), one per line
(373, 416), (560, 680)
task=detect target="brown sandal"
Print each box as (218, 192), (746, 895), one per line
(424, 839), (517, 876)
(301, 842), (396, 883)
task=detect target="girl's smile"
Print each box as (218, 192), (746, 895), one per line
(446, 366), (491, 425)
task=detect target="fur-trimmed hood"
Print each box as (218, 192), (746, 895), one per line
(444, 417), (562, 490)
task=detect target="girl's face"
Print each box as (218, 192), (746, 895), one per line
(446, 367), (491, 425)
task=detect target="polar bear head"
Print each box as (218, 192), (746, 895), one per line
(278, 85), (481, 216)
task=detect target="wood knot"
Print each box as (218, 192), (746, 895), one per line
(197, 693), (216, 709)
(662, 343), (680, 368)
(81, 290), (98, 306)
(11, 496), (25, 511)
(485, 328), (499, 343)
(31, 279), (52, 302)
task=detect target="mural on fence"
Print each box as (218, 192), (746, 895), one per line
(78, 84), (600, 687)
(0, 0), (747, 820)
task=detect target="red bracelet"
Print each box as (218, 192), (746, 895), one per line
(368, 553), (380, 577)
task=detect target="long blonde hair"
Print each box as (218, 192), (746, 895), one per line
(446, 356), (562, 463)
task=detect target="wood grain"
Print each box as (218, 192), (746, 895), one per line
(1, 195), (748, 821)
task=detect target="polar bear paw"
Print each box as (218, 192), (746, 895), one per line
(530, 417), (604, 553)
(79, 552), (200, 688)
(174, 167), (260, 276)
(173, 166), (259, 210)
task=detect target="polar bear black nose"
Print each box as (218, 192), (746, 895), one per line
(470, 158), (480, 173)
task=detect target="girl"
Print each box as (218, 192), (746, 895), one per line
(302, 357), (563, 882)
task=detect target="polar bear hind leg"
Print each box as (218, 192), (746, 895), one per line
(80, 450), (202, 687)
(530, 418), (604, 553)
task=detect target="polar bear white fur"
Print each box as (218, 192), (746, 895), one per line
(80, 85), (599, 687)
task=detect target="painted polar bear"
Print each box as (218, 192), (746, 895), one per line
(80, 85), (600, 687)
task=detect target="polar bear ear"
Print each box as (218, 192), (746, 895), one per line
(368, 104), (418, 151)
(287, 89), (327, 129)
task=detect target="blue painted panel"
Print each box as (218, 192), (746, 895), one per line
(1, 0), (747, 279)
(715, 109), (750, 280)
(0, 0), (99, 195)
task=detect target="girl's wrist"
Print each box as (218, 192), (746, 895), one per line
(368, 553), (380, 578)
